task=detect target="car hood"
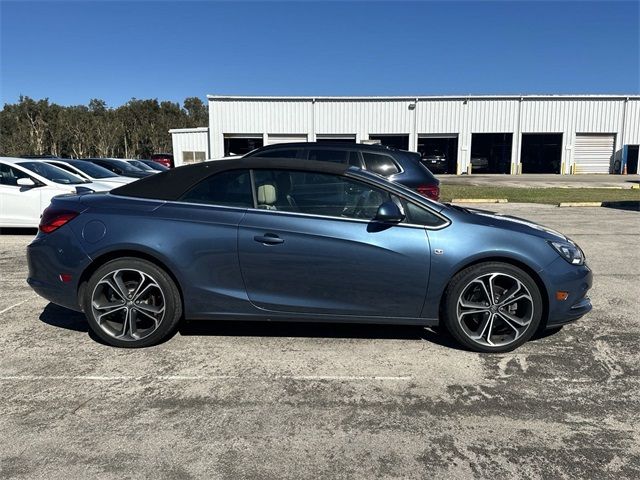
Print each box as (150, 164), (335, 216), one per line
(461, 207), (568, 241)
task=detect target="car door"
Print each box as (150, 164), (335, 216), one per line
(237, 169), (431, 318)
(0, 163), (43, 226)
(152, 169), (255, 315)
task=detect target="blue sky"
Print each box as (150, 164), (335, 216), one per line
(1, 1), (638, 107)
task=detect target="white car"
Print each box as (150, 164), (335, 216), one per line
(0, 157), (104, 228)
(40, 159), (135, 188)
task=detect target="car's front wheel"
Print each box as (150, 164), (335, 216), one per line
(442, 262), (543, 353)
(82, 257), (182, 348)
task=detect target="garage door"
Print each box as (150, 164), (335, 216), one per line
(574, 134), (615, 174)
(267, 134), (308, 145)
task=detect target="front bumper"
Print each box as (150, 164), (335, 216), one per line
(26, 226), (92, 312)
(542, 257), (593, 328)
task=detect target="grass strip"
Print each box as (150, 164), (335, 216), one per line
(439, 186), (640, 205)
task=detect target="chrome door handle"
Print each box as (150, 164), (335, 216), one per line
(253, 234), (284, 245)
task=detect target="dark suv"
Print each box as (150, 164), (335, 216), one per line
(244, 142), (440, 200)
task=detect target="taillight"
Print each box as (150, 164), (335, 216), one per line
(416, 184), (440, 201)
(39, 208), (79, 234)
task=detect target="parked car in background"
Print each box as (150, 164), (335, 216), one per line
(244, 142), (441, 200)
(470, 155), (489, 172)
(0, 157), (98, 228)
(78, 158), (153, 179)
(124, 159), (160, 173)
(40, 159), (135, 188)
(420, 149), (448, 174)
(150, 153), (174, 169)
(20, 155), (61, 160)
(138, 159), (169, 172)
(26, 158), (592, 352)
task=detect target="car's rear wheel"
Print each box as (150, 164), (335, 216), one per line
(82, 257), (182, 348)
(442, 262), (543, 353)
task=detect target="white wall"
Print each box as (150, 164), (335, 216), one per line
(170, 128), (209, 166)
(206, 95), (640, 173)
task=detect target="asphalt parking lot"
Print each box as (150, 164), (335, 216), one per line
(1, 204), (639, 479)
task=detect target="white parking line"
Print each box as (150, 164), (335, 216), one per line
(0, 300), (28, 316)
(282, 375), (412, 381)
(0, 375), (135, 381)
(0, 374), (412, 382)
(158, 375), (238, 380)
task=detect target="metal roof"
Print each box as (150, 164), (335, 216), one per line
(208, 94), (640, 101)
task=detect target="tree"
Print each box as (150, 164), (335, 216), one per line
(0, 95), (206, 158)
(183, 97), (208, 126)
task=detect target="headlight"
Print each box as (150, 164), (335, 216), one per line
(549, 241), (585, 266)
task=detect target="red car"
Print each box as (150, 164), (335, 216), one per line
(150, 153), (174, 169)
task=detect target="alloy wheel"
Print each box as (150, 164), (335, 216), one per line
(91, 269), (166, 341)
(456, 272), (534, 348)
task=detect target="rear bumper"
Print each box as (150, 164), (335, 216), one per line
(26, 227), (92, 312)
(27, 277), (83, 312)
(542, 257), (593, 327)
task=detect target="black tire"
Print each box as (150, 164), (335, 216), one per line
(442, 262), (543, 353)
(82, 257), (182, 348)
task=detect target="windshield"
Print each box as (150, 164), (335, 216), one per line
(128, 160), (154, 171)
(144, 161), (169, 171)
(108, 159), (145, 173)
(18, 161), (88, 185)
(67, 160), (118, 179)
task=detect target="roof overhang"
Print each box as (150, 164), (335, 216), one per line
(168, 127), (209, 133)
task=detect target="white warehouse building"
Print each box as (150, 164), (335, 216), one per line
(171, 94), (640, 174)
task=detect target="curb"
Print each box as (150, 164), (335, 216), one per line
(557, 202), (602, 207)
(451, 198), (508, 204)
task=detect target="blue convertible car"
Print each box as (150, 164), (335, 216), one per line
(27, 158), (592, 352)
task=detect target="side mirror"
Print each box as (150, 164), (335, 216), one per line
(17, 177), (36, 187)
(374, 201), (405, 223)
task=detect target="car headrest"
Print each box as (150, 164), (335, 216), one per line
(257, 183), (277, 205)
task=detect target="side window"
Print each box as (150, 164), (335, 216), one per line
(253, 149), (298, 158)
(362, 152), (400, 176)
(179, 170), (253, 207)
(0, 164), (29, 186)
(307, 149), (349, 164)
(348, 151), (362, 167)
(404, 201), (446, 227)
(183, 151), (207, 164)
(252, 169), (391, 220)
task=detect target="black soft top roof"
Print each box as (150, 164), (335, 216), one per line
(111, 158), (351, 201)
